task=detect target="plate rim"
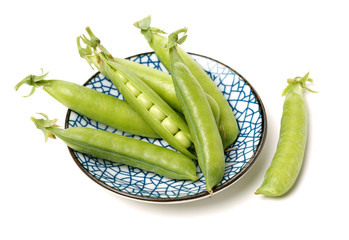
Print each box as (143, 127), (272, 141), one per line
(64, 51), (267, 203)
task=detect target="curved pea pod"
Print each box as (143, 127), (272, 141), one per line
(255, 73), (317, 197)
(112, 57), (220, 125)
(31, 114), (197, 181)
(14, 72), (159, 138)
(168, 29), (225, 193)
(78, 27), (196, 159)
(134, 16), (239, 149)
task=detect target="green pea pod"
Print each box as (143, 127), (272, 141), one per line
(134, 15), (239, 149)
(101, 59), (196, 159)
(112, 57), (183, 112)
(112, 57), (220, 125)
(14, 72), (159, 138)
(31, 114), (197, 181)
(255, 73), (317, 197)
(168, 29), (225, 193)
(78, 27), (196, 159)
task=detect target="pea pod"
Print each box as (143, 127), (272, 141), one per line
(31, 114), (197, 181)
(255, 73), (316, 197)
(113, 57), (183, 112)
(111, 57), (220, 126)
(14, 72), (159, 138)
(78, 27), (196, 159)
(168, 29), (225, 193)
(112, 57), (220, 125)
(134, 15), (239, 149)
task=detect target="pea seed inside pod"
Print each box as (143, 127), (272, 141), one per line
(149, 105), (166, 121)
(116, 72), (128, 84)
(137, 93), (153, 109)
(174, 131), (192, 149)
(161, 117), (179, 134)
(125, 82), (141, 97)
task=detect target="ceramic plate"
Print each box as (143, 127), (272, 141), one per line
(65, 52), (267, 203)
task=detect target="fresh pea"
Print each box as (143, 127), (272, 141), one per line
(255, 73), (316, 197)
(78, 28), (196, 159)
(134, 15), (239, 149)
(31, 114), (197, 181)
(14, 72), (159, 138)
(168, 29), (225, 193)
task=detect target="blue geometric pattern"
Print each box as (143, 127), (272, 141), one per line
(66, 52), (266, 202)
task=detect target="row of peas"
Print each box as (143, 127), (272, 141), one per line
(115, 67), (192, 149)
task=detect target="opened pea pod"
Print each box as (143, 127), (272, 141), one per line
(111, 57), (221, 126)
(78, 27), (196, 159)
(31, 114), (197, 181)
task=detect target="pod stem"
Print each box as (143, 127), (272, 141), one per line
(78, 27), (114, 70)
(84, 27), (113, 59)
(76, 36), (95, 68)
(84, 27), (100, 47)
(134, 15), (166, 42)
(31, 113), (60, 142)
(14, 69), (49, 97)
(282, 72), (318, 96)
(166, 28), (188, 49)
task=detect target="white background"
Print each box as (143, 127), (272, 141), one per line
(1, 0), (348, 239)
